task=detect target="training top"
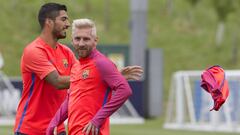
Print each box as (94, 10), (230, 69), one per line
(14, 37), (76, 135)
(46, 49), (132, 135)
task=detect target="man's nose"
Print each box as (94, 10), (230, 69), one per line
(65, 20), (71, 28)
(78, 40), (85, 47)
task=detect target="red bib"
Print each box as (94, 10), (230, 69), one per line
(201, 65), (229, 111)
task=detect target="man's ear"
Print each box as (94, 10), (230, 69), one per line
(94, 37), (98, 47)
(45, 18), (54, 27)
(71, 38), (73, 45)
(95, 36), (98, 42)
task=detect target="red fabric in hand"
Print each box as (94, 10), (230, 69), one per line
(201, 65), (229, 111)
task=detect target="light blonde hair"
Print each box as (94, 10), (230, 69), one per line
(72, 18), (97, 37)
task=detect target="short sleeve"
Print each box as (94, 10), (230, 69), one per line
(22, 47), (56, 80)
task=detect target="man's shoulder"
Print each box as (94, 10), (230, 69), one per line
(57, 43), (74, 53)
(57, 43), (70, 50)
(93, 50), (112, 65)
(93, 50), (115, 71)
(24, 38), (43, 53)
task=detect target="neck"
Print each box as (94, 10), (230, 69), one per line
(40, 29), (58, 49)
(79, 48), (97, 60)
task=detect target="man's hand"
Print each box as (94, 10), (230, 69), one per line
(46, 126), (57, 135)
(82, 121), (99, 135)
(54, 127), (57, 135)
(120, 66), (143, 80)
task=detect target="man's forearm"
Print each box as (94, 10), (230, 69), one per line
(45, 70), (70, 89)
(57, 76), (70, 89)
(91, 83), (132, 127)
(46, 96), (69, 135)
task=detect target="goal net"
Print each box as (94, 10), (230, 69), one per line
(164, 70), (240, 132)
(111, 100), (144, 124)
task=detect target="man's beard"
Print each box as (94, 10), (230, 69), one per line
(77, 47), (93, 58)
(52, 30), (66, 39)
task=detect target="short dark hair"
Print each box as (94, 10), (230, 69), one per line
(38, 3), (67, 29)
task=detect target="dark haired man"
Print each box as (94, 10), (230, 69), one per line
(14, 2), (72, 135)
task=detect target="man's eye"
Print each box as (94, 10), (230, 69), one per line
(83, 38), (90, 41)
(61, 17), (67, 21)
(75, 37), (80, 41)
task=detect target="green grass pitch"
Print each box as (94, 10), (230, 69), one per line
(2, 118), (239, 135)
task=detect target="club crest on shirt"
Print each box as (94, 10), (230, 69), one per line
(82, 69), (90, 79)
(62, 59), (68, 68)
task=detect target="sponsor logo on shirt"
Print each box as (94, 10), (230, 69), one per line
(62, 59), (68, 68)
(82, 69), (90, 79)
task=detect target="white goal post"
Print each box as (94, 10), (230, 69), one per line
(164, 70), (240, 132)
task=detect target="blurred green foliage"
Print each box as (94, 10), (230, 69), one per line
(1, 0), (240, 112)
(1, 0), (240, 134)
